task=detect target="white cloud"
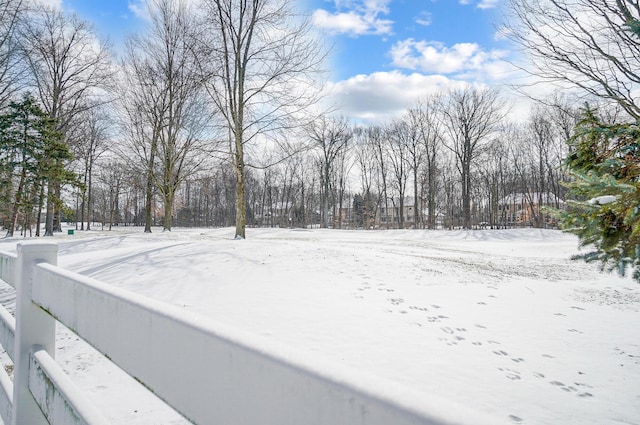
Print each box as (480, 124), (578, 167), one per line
(458, 0), (499, 8)
(389, 38), (514, 81)
(311, 0), (393, 36)
(312, 9), (373, 35)
(324, 71), (467, 122)
(128, 0), (150, 22)
(477, 0), (499, 9)
(415, 11), (432, 27)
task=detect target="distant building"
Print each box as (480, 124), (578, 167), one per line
(498, 192), (565, 227)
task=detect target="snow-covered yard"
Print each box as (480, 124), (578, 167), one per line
(1, 227), (639, 424)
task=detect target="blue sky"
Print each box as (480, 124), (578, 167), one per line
(43, 0), (517, 122)
(308, 0), (504, 79)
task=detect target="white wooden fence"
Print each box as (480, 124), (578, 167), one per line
(0, 241), (494, 425)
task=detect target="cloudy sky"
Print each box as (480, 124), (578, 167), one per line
(45, 0), (521, 122)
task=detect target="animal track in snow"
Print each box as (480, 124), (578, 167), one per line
(509, 414), (524, 423)
(498, 367), (521, 380)
(409, 305), (428, 312)
(550, 380), (579, 393)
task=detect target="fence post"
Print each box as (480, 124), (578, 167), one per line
(12, 242), (58, 425)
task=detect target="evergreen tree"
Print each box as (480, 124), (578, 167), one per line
(555, 3), (640, 282)
(558, 106), (640, 281)
(0, 94), (74, 237)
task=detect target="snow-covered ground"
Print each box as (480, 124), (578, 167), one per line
(0, 227), (639, 424)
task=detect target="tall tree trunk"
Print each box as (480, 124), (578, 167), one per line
(322, 162), (330, 228)
(80, 175), (86, 231)
(234, 132), (246, 239)
(35, 181), (44, 237)
(44, 183), (55, 236)
(462, 159), (471, 229)
(413, 166), (419, 228)
(6, 167), (27, 238)
(162, 192), (173, 231)
(86, 162), (93, 230)
(144, 141), (157, 233)
(428, 164), (436, 229)
(53, 182), (62, 232)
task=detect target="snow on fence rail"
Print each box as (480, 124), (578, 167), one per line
(0, 241), (493, 425)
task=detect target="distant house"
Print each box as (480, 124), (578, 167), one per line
(498, 192), (565, 227)
(376, 197), (419, 229)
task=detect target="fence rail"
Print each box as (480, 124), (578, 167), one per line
(0, 241), (493, 425)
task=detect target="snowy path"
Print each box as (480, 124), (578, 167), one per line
(0, 227), (638, 424)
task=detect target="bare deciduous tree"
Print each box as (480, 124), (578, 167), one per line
(67, 105), (110, 230)
(410, 95), (444, 229)
(441, 86), (504, 229)
(504, 0), (640, 119)
(0, 0), (24, 106)
(20, 6), (112, 235)
(386, 119), (412, 229)
(352, 127), (379, 228)
(308, 115), (351, 228)
(198, 0), (325, 238)
(121, 0), (210, 232)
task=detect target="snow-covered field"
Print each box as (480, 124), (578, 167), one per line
(1, 227), (639, 424)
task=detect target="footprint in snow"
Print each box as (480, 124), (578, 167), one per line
(550, 381), (578, 392)
(493, 350), (508, 356)
(498, 367), (521, 380)
(533, 372), (545, 379)
(409, 305), (428, 312)
(575, 382), (594, 389)
(509, 414), (524, 423)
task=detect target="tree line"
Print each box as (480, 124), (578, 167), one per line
(0, 0), (638, 279)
